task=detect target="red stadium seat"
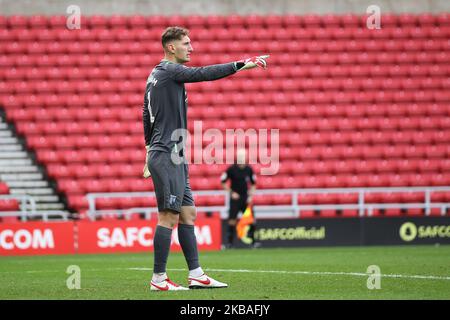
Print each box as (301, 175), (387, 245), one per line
(319, 210), (338, 218)
(384, 208), (403, 217)
(299, 210), (317, 219)
(0, 216), (20, 223)
(341, 209), (359, 218)
(407, 208), (424, 216)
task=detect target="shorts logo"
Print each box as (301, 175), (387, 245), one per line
(169, 195), (177, 206)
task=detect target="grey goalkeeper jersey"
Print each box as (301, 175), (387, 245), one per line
(143, 60), (238, 153)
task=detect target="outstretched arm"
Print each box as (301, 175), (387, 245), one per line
(167, 62), (237, 83)
(166, 55), (269, 83)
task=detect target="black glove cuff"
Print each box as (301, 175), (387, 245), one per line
(234, 62), (245, 70)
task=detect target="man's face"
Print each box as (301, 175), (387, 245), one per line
(169, 35), (193, 64)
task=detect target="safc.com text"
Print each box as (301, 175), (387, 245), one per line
(170, 120), (280, 175)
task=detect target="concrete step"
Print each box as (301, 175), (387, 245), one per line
(0, 166), (40, 173)
(22, 203), (66, 211)
(10, 188), (55, 195)
(0, 173), (44, 181)
(6, 180), (49, 188)
(0, 159), (32, 166)
(0, 130), (12, 137)
(0, 144), (23, 151)
(0, 151), (28, 158)
(0, 137), (20, 144)
(0, 115), (68, 214)
(28, 195), (60, 202)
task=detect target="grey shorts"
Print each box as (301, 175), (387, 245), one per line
(147, 150), (195, 213)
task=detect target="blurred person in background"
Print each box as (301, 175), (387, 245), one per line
(221, 148), (258, 249)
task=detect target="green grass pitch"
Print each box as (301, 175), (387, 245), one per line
(0, 245), (449, 300)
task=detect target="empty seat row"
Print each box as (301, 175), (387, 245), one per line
(60, 177), (224, 194)
(2, 52), (448, 69)
(1, 75), (449, 95)
(3, 91), (448, 111)
(279, 159), (449, 175)
(26, 132), (448, 152)
(4, 102), (449, 122)
(193, 77), (450, 92)
(0, 199), (20, 212)
(58, 178), (152, 194)
(1, 13), (449, 30)
(188, 90), (450, 104)
(44, 158), (449, 181)
(2, 38), (449, 56)
(57, 173), (450, 197)
(258, 173), (450, 189)
(16, 121), (143, 136)
(66, 190), (450, 213)
(8, 107), (142, 122)
(300, 208), (447, 219)
(282, 144), (449, 160)
(279, 130), (449, 145)
(82, 191), (448, 210)
(33, 143), (448, 164)
(2, 66), (448, 84)
(1, 26), (449, 43)
(47, 163), (143, 179)
(14, 116), (450, 138)
(36, 148), (145, 164)
(21, 129), (449, 150)
(22, 132), (450, 154)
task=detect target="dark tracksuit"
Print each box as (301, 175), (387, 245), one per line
(221, 164), (257, 246)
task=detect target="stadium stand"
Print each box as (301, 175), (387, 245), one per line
(0, 13), (449, 219)
(0, 181), (20, 221)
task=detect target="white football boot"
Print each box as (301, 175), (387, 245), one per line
(150, 278), (189, 291)
(188, 273), (228, 289)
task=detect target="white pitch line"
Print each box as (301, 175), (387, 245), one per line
(128, 267), (450, 281)
(2, 267), (449, 281)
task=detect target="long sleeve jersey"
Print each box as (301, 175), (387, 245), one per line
(143, 60), (238, 153)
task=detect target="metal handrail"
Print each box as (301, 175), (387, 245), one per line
(1, 186), (448, 222)
(86, 186), (450, 220)
(0, 194), (70, 221)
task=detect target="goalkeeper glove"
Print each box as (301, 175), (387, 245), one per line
(143, 145), (151, 178)
(235, 55), (269, 71)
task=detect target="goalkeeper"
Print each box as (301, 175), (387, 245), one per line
(142, 26), (268, 291)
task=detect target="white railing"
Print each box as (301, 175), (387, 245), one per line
(85, 186), (450, 221)
(1, 187), (448, 222)
(86, 190), (231, 220)
(0, 194), (69, 221)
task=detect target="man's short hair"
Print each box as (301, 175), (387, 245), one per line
(161, 26), (189, 49)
